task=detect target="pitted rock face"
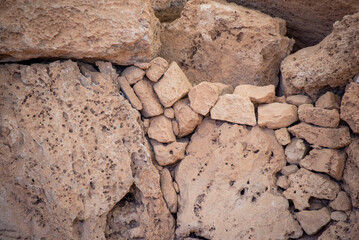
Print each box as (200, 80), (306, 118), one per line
(0, 61), (174, 239)
(175, 119), (302, 239)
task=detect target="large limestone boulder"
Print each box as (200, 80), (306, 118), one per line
(0, 0), (161, 65)
(0, 61), (174, 239)
(160, 0), (294, 87)
(281, 12), (359, 97)
(175, 119), (303, 239)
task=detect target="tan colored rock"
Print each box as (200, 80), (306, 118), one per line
(173, 181), (180, 193)
(276, 175), (289, 189)
(134, 62), (151, 70)
(343, 138), (359, 207)
(154, 62), (192, 107)
(315, 91), (340, 110)
(210, 95), (256, 126)
(288, 123), (351, 149)
(160, 168), (178, 213)
(133, 80), (163, 117)
(0, 61), (174, 239)
(296, 208), (331, 235)
(173, 98), (203, 137)
(275, 128), (291, 146)
(188, 82), (220, 115)
(0, 0), (161, 65)
(95, 61), (118, 81)
(152, 139), (189, 166)
(281, 165), (298, 176)
(172, 120), (179, 136)
(175, 120), (302, 239)
(164, 108), (175, 119)
(329, 191), (352, 211)
(146, 57), (169, 82)
(151, 0), (188, 22)
(148, 115), (176, 143)
(212, 83), (234, 95)
(340, 82), (359, 133)
(300, 149), (346, 180)
(283, 168), (340, 210)
(160, 0), (293, 87)
(121, 66), (145, 85)
(331, 211), (348, 221)
(258, 103), (298, 129)
(233, 85), (275, 104)
(285, 138), (308, 164)
(286, 95), (312, 106)
(274, 96), (287, 103)
(298, 104), (340, 128)
(117, 77), (143, 111)
(319, 211), (359, 240)
(281, 13), (359, 97)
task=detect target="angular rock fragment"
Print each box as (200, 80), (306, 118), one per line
(275, 128), (291, 146)
(146, 57), (169, 82)
(274, 96), (286, 103)
(134, 62), (151, 70)
(343, 138), (359, 207)
(288, 123), (351, 149)
(213, 83), (234, 95)
(233, 85), (275, 104)
(160, 168), (178, 213)
(148, 115), (176, 143)
(117, 77), (143, 111)
(164, 108), (175, 119)
(340, 82), (359, 133)
(300, 149), (346, 180)
(283, 168), (340, 210)
(296, 208), (331, 235)
(152, 139), (189, 166)
(121, 66), (145, 85)
(315, 91), (340, 110)
(329, 191), (352, 211)
(133, 80), (163, 117)
(154, 62), (192, 108)
(151, 0), (188, 22)
(281, 165), (298, 176)
(96, 61), (118, 80)
(210, 95), (256, 126)
(258, 103), (298, 129)
(286, 95), (312, 106)
(319, 211), (359, 240)
(188, 82), (220, 115)
(331, 211), (348, 221)
(173, 98), (203, 137)
(276, 175), (289, 189)
(172, 120), (179, 136)
(285, 138), (308, 164)
(298, 104), (340, 128)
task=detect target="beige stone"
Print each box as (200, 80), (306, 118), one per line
(173, 98), (203, 137)
(281, 165), (298, 176)
(95, 61), (118, 81)
(175, 120), (302, 239)
(285, 138), (308, 164)
(277, 175), (289, 189)
(151, 0), (188, 22)
(315, 91), (340, 110)
(151, 139), (189, 166)
(319, 211), (359, 240)
(160, 0), (293, 87)
(300, 149), (346, 180)
(288, 123), (351, 149)
(148, 115), (176, 143)
(330, 191), (352, 211)
(233, 84), (275, 104)
(296, 208), (331, 235)
(275, 128), (291, 145)
(121, 66), (145, 85)
(133, 80), (163, 117)
(258, 103), (298, 129)
(164, 108), (175, 119)
(331, 211), (348, 221)
(274, 96), (287, 103)
(173, 181), (180, 193)
(146, 57), (169, 82)
(281, 13), (359, 97)
(172, 120), (179, 136)
(134, 62), (151, 70)
(117, 77), (143, 111)
(309, 199), (326, 211)
(160, 168), (178, 213)
(0, 0), (161, 65)
(286, 95), (312, 106)
(343, 138), (359, 207)
(340, 82), (359, 133)
(213, 83), (234, 95)
(153, 62), (192, 108)
(0, 61), (174, 239)
(188, 82), (220, 115)
(298, 104), (340, 128)
(210, 95), (256, 126)
(283, 168), (340, 210)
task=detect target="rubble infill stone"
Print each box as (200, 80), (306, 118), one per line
(133, 79), (163, 117)
(146, 57), (169, 82)
(173, 98), (203, 137)
(275, 128), (291, 145)
(298, 104), (340, 128)
(329, 191), (352, 211)
(188, 82), (220, 116)
(288, 123), (351, 149)
(285, 137), (308, 164)
(286, 95), (312, 106)
(117, 77), (143, 111)
(296, 208), (331, 235)
(233, 84), (275, 104)
(147, 115), (176, 143)
(340, 82), (359, 134)
(121, 66), (145, 85)
(160, 168), (178, 213)
(151, 139), (189, 166)
(316, 91), (340, 110)
(258, 102), (298, 129)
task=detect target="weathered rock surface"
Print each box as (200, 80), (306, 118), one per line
(146, 57), (169, 82)
(160, 168), (178, 213)
(118, 76), (143, 111)
(283, 168), (340, 210)
(160, 0), (293, 87)
(0, 61), (174, 239)
(340, 83), (359, 133)
(329, 191), (352, 211)
(298, 104), (340, 128)
(258, 103), (298, 129)
(175, 119), (302, 239)
(210, 95), (256, 126)
(315, 91), (340, 110)
(281, 165), (298, 176)
(121, 66), (145, 85)
(281, 12), (359, 97)
(286, 95), (312, 106)
(331, 211), (348, 221)
(133, 79), (163, 117)
(188, 82), (220, 115)
(152, 139), (189, 166)
(173, 98), (203, 137)
(276, 175), (289, 189)
(343, 138), (359, 207)
(285, 138), (308, 164)
(164, 107), (175, 119)
(296, 208), (331, 235)
(154, 62), (192, 108)
(148, 115), (176, 143)
(0, 0), (161, 65)
(233, 85), (275, 104)
(319, 211), (359, 240)
(151, 0), (188, 21)
(275, 128), (291, 146)
(300, 149), (346, 180)
(288, 123), (351, 149)
(213, 83), (234, 95)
